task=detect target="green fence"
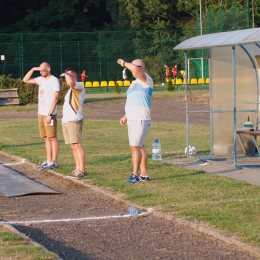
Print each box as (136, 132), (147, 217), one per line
(0, 2), (250, 84)
(0, 30), (184, 83)
(196, 2), (250, 33)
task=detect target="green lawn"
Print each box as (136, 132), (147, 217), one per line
(84, 84), (209, 94)
(1, 90), (260, 256)
(0, 225), (58, 260)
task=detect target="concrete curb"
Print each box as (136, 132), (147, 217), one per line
(1, 151), (260, 258)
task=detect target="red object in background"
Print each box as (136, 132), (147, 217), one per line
(172, 65), (177, 78)
(81, 70), (87, 81)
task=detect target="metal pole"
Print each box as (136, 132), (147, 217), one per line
(201, 57), (204, 78)
(185, 50), (189, 155)
(20, 34), (24, 78)
(252, 0), (255, 28)
(98, 32), (102, 92)
(232, 46), (237, 167)
(200, 0), (202, 35)
(77, 42), (80, 74)
(60, 33), (63, 73)
(208, 49), (213, 157)
(188, 58), (190, 80)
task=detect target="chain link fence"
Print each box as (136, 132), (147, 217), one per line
(0, 30), (184, 84)
(0, 2), (250, 84)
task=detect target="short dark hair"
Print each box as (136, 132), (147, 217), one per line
(65, 67), (78, 74)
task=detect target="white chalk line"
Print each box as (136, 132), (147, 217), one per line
(1, 214), (133, 225)
(2, 159), (26, 166)
(172, 198), (260, 207)
(1, 210), (153, 225)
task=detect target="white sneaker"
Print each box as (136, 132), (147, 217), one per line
(37, 160), (48, 169)
(42, 161), (58, 170)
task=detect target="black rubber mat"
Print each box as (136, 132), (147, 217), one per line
(0, 165), (61, 197)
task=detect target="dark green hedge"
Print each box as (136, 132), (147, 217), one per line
(0, 75), (69, 105)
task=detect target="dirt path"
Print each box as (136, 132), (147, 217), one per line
(0, 96), (210, 124)
(0, 153), (257, 260)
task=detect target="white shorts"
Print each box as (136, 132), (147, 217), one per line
(127, 120), (151, 147)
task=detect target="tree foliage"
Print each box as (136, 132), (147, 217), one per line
(0, 0), (257, 33)
(0, 0), (258, 87)
(0, 0), (112, 32)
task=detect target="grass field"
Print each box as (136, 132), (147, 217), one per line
(0, 225), (58, 259)
(1, 89), (260, 258)
(84, 84), (209, 94)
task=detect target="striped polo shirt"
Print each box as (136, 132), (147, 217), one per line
(125, 72), (153, 120)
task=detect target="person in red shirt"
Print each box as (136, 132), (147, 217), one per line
(172, 65), (177, 81)
(164, 64), (170, 81)
(80, 70), (87, 83)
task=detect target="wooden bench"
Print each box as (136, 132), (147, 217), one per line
(0, 88), (19, 106)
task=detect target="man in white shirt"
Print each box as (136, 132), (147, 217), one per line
(23, 62), (60, 170)
(60, 67), (86, 179)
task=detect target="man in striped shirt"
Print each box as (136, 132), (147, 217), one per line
(117, 58), (153, 184)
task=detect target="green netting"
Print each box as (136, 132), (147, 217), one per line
(0, 1), (251, 84)
(0, 30), (184, 83)
(196, 1), (250, 34)
(191, 2), (250, 79)
(189, 58), (209, 79)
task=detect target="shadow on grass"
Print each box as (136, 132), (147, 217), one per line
(151, 170), (206, 181)
(0, 140), (65, 149)
(14, 225), (95, 260)
(162, 151), (211, 159)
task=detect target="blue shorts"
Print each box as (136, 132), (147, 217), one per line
(127, 120), (151, 147)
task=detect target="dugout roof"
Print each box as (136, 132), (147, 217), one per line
(174, 27), (260, 50)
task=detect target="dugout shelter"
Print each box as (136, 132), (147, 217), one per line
(174, 28), (260, 167)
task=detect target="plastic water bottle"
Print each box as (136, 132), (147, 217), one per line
(152, 138), (162, 161)
(128, 206), (138, 216)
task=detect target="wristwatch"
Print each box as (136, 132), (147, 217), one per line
(48, 113), (52, 116)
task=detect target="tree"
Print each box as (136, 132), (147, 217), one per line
(0, 0), (48, 32)
(115, 0), (188, 30)
(0, 0), (112, 33)
(0, 0), (258, 33)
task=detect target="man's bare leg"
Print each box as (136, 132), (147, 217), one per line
(130, 146), (141, 175)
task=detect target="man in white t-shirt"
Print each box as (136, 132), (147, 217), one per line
(117, 58), (153, 184)
(60, 67), (86, 179)
(23, 62), (60, 170)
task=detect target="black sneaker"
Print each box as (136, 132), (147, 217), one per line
(126, 174), (139, 184)
(139, 175), (150, 181)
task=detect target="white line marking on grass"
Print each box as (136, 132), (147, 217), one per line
(2, 159), (26, 166)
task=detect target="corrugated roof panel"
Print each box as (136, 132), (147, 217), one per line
(174, 28), (260, 50)
(242, 30), (260, 43)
